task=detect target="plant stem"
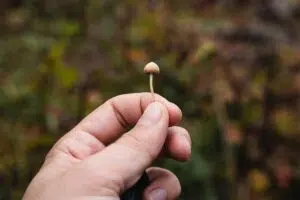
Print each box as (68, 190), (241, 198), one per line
(149, 74), (154, 94)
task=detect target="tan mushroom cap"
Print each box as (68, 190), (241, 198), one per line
(144, 62), (160, 74)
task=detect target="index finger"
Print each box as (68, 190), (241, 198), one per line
(70, 93), (182, 145)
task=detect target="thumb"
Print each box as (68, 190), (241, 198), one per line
(86, 102), (169, 191)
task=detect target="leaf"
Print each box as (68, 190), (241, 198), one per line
(54, 63), (78, 88)
(242, 102), (263, 125)
(126, 48), (148, 63)
(248, 169), (270, 192)
(49, 41), (67, 60)
(190, 41), (216, 64)
(273, 108), (298, 136)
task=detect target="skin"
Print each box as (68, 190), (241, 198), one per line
(23, 93), (191, 200)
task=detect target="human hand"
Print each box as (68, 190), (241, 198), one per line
(23, 93), (191, 200)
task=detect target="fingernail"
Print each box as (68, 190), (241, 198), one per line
(148, 188), (167, 200)
(139, 102), (163, 125)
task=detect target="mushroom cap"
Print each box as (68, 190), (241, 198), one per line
(144, 62), (160, 74)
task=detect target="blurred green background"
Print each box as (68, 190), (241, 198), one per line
(2, 0), (300, 199)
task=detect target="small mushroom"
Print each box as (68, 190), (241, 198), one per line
(144, 62), (160, 94)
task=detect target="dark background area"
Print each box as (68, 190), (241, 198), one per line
(1, 0), (300, 199)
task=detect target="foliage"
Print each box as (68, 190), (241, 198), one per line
(1, 0), (300, 199)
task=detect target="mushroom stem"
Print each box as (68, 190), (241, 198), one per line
(149, 73), (154, 94)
